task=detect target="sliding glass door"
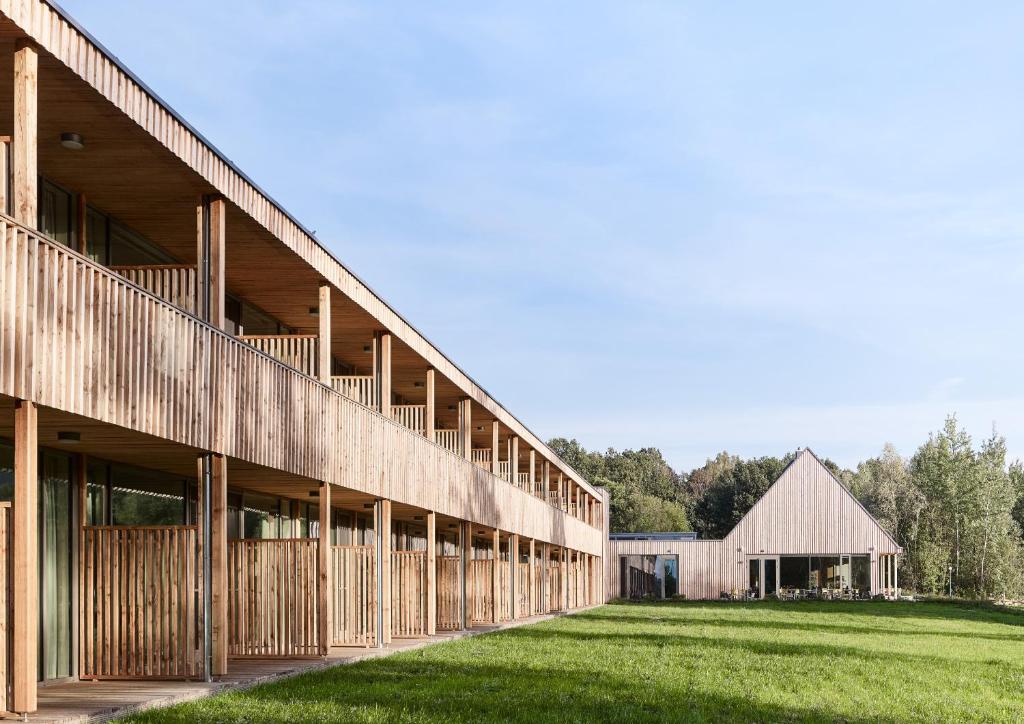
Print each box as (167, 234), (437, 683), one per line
(39, 452), (73, 681)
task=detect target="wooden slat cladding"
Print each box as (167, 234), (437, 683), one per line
(0, 0), (600, 500)
(0, 219), (603, 554)
(516, 562), (530, 618)
(467, 560), (492, 624)
(390, 404), (425, 436)
(227, 538), (320, 658)
(80, 526), (201, 680)
(109, 264), (196, 315)
(0, 503), (8, 710)
(390, 550), (426, 638)
(435, 555), (461, 631)
(330, 545), (375, 647)
(546, 562), (563, 612)
(433, 429), (459, 455)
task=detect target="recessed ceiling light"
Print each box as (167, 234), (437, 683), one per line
(60, 132), (84, 150)
(57, 431), (81, 443)
(413, 381), (425, 388)
(308, 307), (319, 317)
(363, 345), (371, 353)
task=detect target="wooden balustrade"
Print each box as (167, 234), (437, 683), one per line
(467, 559), (492, 624)
(532, 560), (545, 615)
(434, 429), (460, 454)
(227, 538), (320, 658)
(81, 526), (201, 679)
(331, 545), (376, 647)
(498, 560), (511, 622)
(109, 264), (197, 315)
(547, 562), (563, 612)
(496, 461), (510, 482)
(390, 404), (425, 436)
(470, 449), (491, 469)
(238, 334), (319, 378)
(436, 555), (461, 630)
(331, 375), (376, 409)
(516, 472), (531, 488)
(391, 550), (427, 638)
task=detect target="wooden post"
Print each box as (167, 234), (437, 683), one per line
(425, 369), (435, 442)
(426, 512), (436, 635)
(511, 437), (519, 487)
(377, 333), (392, 417)
(529, 450), (536, 494)
(210, 454), (228, 675)
(460, 521), (470, 629)
(528, 539), (536, 615)
(13, 400), (37, 713)
(511, 534), (520, 618)
(491, 529), (500, 623)
(459, 399), (472, 459)
(196, 195), (226, 328)
(561, 548), (569, 611)
(379, 499), (392, 644)
(491, 421), (500, 476)
(542, 460), (550, 502)
(319, 481), (332, 654)
(0, 136), (10, 215)
(318, 283), (332, 384)
(894, 555), (899, 598)
(13, 40), (36, 228)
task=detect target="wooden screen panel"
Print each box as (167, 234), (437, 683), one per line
(391, 550), (427, 638)
(516, 562), (530, 619)
(497, 560), (511, 622)
(80, 526), (201, 680)
(331, 375), (375, 408)
(237, 335), (318, 379)
(436, 555), (461, 631)
(532, 561), (544, 615)
(547, 562), (562, 612)
(467, 560), (492, 625)
(109, 265), (196, 315)
(331, 545), (375, 647)
(228, 538), (320, 658)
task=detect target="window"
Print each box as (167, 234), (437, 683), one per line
(225, 293), (292, 336)
(38, 178), (74, 247)
(84, 204), (176, 267)
(243, 493), (282, 539)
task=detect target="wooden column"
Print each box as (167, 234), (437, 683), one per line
(13, 40), (36, 228)
(894, 555), (899, 598)
(378, 499), (392, 643)
(510, 437), (519, 487)
(318, 283), (332, 384)
(13, 400), (37, 713)
(426, 512), (436, 635)
(561, 548), (569, 611)
(511, 534), (520, 618)
(460, 521), (471, 629)
(0, 135), (10, 215)
(459, 399), (472, 459)
(528, 539), (536, 615)
(377, 332), (392, 417)
(196, 195), (226, 329)
(425, 369), (435, 442)
(210, 454), (229, 675)
(491, 529), (500, 623)
(318, 481), (332, 654)
(542, 460), (550, 502)
(529, 450), (536, 495)
(491, 421), (500, 476)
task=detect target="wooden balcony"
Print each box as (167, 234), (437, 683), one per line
(238, 334), (319, 378)
(496, 460), (510, 482)
(516, 472), (530, 488)
(110, 264), (197, 315)
(471, 448), (491, 470)
(390, 404), (425, 436)
(331, 375), (376, 409)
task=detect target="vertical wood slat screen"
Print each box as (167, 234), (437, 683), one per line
(547, 562), (562, 612)
(532, 560), (544, 615)
(80, 526), (201, 679)
(330, 375), (376, 409)
(516, 562), (530, 618)
(109, 265), (197, 316)
(496, 461), (510, 482)
(391, 550), (427, 638)
(0, 503), (9, 710)
(467, 560), (492, 624)
(470, 449), (491, 469)
(228, 539), (320, 658)
(238, 335), (319, 379)
(390, 405), (425, 435)
(497, 560), (511, 622)
(436, 555), (461, 630)
(331, 545), (376, 647)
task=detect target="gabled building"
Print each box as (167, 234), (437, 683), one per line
(608, 449), (902, 601)
(0, 1), (606, 715)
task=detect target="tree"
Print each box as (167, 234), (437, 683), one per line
(688, 455), (793, 538)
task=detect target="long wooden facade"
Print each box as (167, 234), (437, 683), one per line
(0, 1), (607, 714)
(607, 450), (902, 601)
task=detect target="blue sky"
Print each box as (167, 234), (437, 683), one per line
(61, 1), (1024, 470)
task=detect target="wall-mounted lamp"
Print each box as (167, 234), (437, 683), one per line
(60, 132), (84, 150)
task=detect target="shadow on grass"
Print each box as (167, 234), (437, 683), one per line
(128, 655), (901, 724)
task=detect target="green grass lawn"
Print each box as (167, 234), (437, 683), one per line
(125, 601), (1024, 723)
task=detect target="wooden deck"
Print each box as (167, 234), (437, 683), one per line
(23, 607), (599, 723)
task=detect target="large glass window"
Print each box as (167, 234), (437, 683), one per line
(38, 178), (74, 247)
(851, 556), (871, 594)
(40, 452), (72, 681)
(83, 204), (176, 267)
(243, 493), (282, 539)
(87, 460), (190, 526)
(748, 559), (760, 593)
(620, 554), (678, 599)
(779, 556), (810, 589)
(225, 294), (292, 336)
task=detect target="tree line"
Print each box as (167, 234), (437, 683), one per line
(548, 415), (1024, 599)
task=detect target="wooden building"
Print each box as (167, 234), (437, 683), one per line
(0, 1), (606, 714)
(607, 450), (901, 601)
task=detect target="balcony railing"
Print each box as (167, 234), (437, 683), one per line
(496, 460), (510, 482)
(434, 429), (460, 454)
(238, 334), (318, 378)
(110, 264), (197, 315)
(471, 448), (491, 469)
(516, 472), (530, 488)
(390, 404), (425, 435)
(331, 375), (376, 408)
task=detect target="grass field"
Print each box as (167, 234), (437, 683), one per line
(125, 601), (1024, 723)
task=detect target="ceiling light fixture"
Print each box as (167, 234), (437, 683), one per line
(60, 132), (84, 150)
(57, 431), (81, 443)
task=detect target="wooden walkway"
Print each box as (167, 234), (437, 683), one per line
(21, 608), (597, 723)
